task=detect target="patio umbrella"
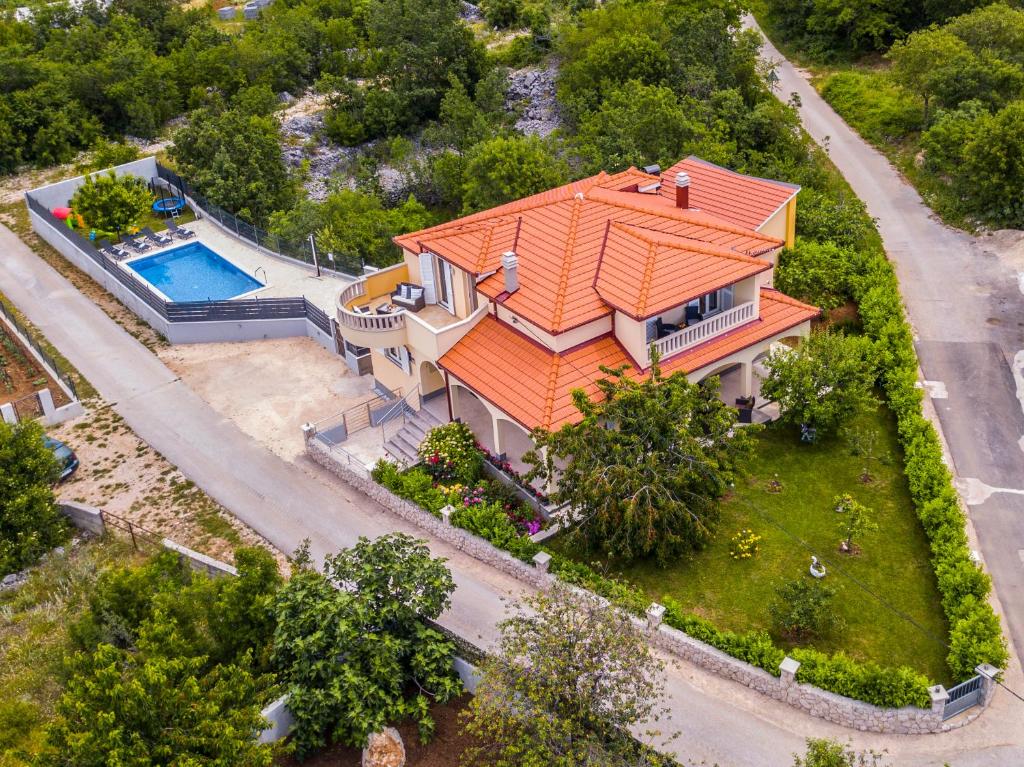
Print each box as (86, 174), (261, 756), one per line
(52, 207), (71, 220)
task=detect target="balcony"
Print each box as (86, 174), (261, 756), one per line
(336, 263), (487, 356)
(650, 300), (756, 364)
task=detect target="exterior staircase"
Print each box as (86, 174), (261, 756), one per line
(384, 407), (443, 466)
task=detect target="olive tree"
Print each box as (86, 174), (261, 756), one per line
(462, 584), (674, 767)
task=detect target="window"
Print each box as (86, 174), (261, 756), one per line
(383, 346), (411, 373)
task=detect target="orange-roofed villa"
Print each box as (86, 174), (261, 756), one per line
(327, 156), (819, 474)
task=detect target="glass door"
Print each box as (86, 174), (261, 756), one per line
(436, 257), (455, 312)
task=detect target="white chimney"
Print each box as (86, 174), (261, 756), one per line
(675, 171), (691, 209)
(501, 251), (519, 294)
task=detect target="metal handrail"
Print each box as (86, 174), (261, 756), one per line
(379, 385), (421, 443)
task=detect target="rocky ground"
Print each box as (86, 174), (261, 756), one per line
(505, 61), (561, 137)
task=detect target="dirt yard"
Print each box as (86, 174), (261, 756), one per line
(159, 337), (377, 462)
(49, 402), (284, 566)
(0, 323), (70, 409)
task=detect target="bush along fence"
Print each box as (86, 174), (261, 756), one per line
(301, 427), (997, 733)
(153, 164), (363, 278)
(24, 187), (336, 350)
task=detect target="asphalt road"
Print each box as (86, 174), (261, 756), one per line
(750, 18), (1024, 664)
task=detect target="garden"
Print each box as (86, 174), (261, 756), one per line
(0, 320), (70, 410)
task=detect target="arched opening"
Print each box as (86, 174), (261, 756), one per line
(419, 360), (445, 398)
(451, 384), (497, 453)
(696, 362), (746, 404)
(496, 418), (536, 476)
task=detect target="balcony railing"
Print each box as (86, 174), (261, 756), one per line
(651, 301), (756, 363)
(337, 279), (406, 333)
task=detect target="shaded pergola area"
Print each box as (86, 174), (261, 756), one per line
(449, 383), (537, 476)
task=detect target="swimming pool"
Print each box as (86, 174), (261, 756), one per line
(126, 243), (263, 302)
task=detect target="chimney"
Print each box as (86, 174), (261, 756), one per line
(642, 164), (661, 176)
(675, 171), (691, 209)
(501, 251), (519, 294)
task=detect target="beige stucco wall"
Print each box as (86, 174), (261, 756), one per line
(614, 312), (649, 366)
(758, 197), (797, 249)
(371, 348), (419, 394)
(493, 304), (613, 352)
(402, 249), (422, 284)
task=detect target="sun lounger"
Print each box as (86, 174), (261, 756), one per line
(140, 226), (173, 246)
(99, 239), (131, 260)
(120, 233), (150, 253)
(165, 219), (195, 240)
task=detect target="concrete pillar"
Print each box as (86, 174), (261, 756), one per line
(646, 602), (665, 631)
(532, 551), (551, 572)
(928, 685), (948, 718)
(779, 656), (800, 687)
(0, 402), (15, 424)
(37, 388), (54, 418)
(440, 504), (454, 526)
(976, 664), (1000, 707)
(740, 361), (754, 399)
(491, 415), (502, 459)
(301, 422), (316, 444)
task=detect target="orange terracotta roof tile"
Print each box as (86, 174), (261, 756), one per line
(594, 223), (772, 320)
(438, 290), (818, 431)
(660, 156), (800, 231)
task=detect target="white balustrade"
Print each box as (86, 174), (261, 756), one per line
(651, 301), (756, 363)
(336, 280), (406, 332)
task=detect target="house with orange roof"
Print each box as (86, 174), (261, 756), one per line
(333, 157), (817, 468)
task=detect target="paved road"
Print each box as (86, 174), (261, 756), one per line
(748, 17), (1024, 670)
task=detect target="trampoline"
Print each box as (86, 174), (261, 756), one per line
(152, 196), (186, 214)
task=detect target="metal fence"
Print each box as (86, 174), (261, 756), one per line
(24, 191), (334, 334)
(99, 509), (162, 550)
(0, 298), (78, 400)
(944, 674), (984, 720)
(154, 164), (363, 278)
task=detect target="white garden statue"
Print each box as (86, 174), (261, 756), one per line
(809, 556), (826, 579)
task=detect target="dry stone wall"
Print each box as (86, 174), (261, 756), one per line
(306, 436), (988, 734)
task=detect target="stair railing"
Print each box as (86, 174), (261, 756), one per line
(379, 385), (422, 445)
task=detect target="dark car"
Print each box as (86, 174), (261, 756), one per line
(44, 436), (79, 482)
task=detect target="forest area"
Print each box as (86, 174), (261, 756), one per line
(757, 0), (1024, 230)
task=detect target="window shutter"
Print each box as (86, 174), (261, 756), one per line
(418, 252), (437, 304)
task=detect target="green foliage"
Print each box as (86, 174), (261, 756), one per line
(42, 639), (273, 766)
(834, 494), (877, 551)
(793, 737), (891, 766)
(70, 171), (152, 234)
(86, 139), (142, 171)
(461, 134), (570, 213)
(960, 100), (1024, 227)
(452, 501), (539, 561)
(790, 648), (931, 708)
(418, 422), (483, 484)
(775, 239), (859, 312)
(770, 578), (840, 641)
(820, 72), (922, 143)
(662, 597), (786, 674)
(480, 0), (525, 28)
(462, 584), (670, 767)
(314, 191), (434, 268)
(170, 106), (294, 224)
(272, 535), (461, 756)
(761, 330), (877, 438)
(0, 420), (67, 576)
(527, 361), (752, 564)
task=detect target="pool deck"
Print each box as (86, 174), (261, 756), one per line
(121, 219), (355, 313)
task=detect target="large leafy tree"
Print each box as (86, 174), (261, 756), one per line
(525, 357), (752, 563)
(760, 330), (876, 439)
(170, 105), (295, 224)
(0, 420), (68, 576)
(462, 584), (673, 767)
(461, 135), (570, 213)
(70, 171), (152, 234)
(272, 535), (462, 757)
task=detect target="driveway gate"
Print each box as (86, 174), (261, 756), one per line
(943, 674), (983, 719)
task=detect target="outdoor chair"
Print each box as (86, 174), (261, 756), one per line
(99, 239), (131, 261)
(119, 233), (150, 253)
(390, 282), (426, 311)
(656, 317), (680, 338)
(685, 305), (704, 324)
(140, 226), (173, 246)
(165, 219), (196, 240)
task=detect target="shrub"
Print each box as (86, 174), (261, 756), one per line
(821, 71), (921, 144)
(790, 648), (931, 708)
(775, 239), (859, 312)
(770, 578), (840, 641)
(418, 422), (483, 484)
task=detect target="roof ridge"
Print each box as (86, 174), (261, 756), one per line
(550, 196), (583, 331)
(760, 286), (819, 312)
(585, 186), (782, 244)
(542, 353), (562, 429)
(634, 239), (658, 317)
(475, 220), (499, 273)
(615, 223), (771, 266)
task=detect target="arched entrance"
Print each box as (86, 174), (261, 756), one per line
(496, 418), (536, 475)
(450, 384), (497, 453)
(419, 360), (445, 399)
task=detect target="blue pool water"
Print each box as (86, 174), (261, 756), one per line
(127, 243), (263, 302)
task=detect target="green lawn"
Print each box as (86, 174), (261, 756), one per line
(553, 404), (951, 683)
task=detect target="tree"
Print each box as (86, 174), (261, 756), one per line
(462, 584), (673, 767)
(461, 134), (570, 213)
(834, 494), (877, 553)
(480, 0), (524, 29)
(315, 191), (434, 268)
(793, 738), (890, 767)
(70, 171), (152, 234)
(760, 330), (876, 440)
(525, 356), (752, 564)
(962, 101), (1024, 227)
(774, 239), (858, 313)
(0, 420), (68, 576)
(770, 578), (840, 641)
(887, 30), (977, 126)
(42, 634), (273, 767)
(170, 106), (294, 224)
(272, 535), (462, 757)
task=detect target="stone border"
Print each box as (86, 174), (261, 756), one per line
(304, 434), (989, 734)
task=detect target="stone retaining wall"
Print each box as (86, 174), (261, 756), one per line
(306, 435), (986, 734)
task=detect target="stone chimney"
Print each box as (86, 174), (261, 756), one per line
(675, 171), (691, 209)
(501, 251), (519, 294)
